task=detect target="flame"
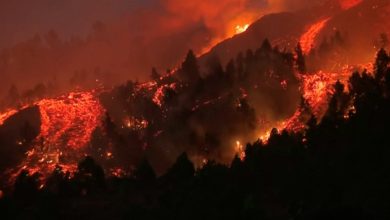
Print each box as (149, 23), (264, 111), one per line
(199, 19), (253, 55)
(300, 17), (331, 55)
(235, 24), (249, 34)
(235, 140), (245, 160)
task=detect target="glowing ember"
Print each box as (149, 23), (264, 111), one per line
(280, 80), (288, 90)
(152, 83), (177, 107)
(300, 72), (337, 117)
(257, 109), (305, 143)
(110, 167), (127, 178)
(123, 117), (149, 130)
(300, 17), (331, 54)
(282, 109), (306, 132)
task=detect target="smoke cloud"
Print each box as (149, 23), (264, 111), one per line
(0, 0), (339, 100)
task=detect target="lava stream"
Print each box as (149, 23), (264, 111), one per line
(2, 91), (105, 182)
(0, 109), (18, 126)
(36, 91), (104, 150)
(300, 17), (331, 55)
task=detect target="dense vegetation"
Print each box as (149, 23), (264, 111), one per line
(98, 39), (301, 171)
(1, 47), (390, 219)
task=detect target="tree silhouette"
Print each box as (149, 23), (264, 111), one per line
(74, 156), (105, 194)
(13, 170), (40, 200)
(375, 48), (389, 81)
(133, 159), (156, 183)
(150, 67), (161, 82)
(165, 152), (195, 182)
(295, 42), (306, 73)
(178, 50), (200, 83)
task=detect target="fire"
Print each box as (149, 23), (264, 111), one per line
(199, 20), (252, 55)
(235, 140), (245, 160)
(300, 17), (331, 55)
(235, 24), (249, 34)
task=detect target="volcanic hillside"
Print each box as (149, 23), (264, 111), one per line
(201, 0), (390, 68)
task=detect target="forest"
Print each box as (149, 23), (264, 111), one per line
(1, 44), (390, 219)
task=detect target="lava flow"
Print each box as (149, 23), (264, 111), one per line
(300, 17), (331, 55)
(300, 71), (339, 117)
(3, 91), (105, 182)
(36, 91), (104, 150)
(0, 109), (18, 126)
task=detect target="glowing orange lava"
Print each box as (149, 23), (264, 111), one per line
(36, 91), (104, 150)
(152, 83), (177, 107)
(300, 71), (338, 117)
(300, 17), (331, 55)
(2, 91), (105, 182)
(0, 109), (18, 126)
(255, 64), (365, 144)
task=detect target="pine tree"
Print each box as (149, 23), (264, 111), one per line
(178, 50), (200, 83)
(295, 43), (306, 73)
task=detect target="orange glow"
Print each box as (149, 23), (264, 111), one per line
(123, 116), (149, 130)
(300, 17), (331, 55)
(36, 91), (104, 150)
(152, 83), (177, 107)
(339, 0), (363, 10)
(256, 108), (305, 143)
(256, 63), (372, 143)
(1, 91), (105, 184)
(235, 140), (245, 160)
(235, 24), (249, 34)
(199, 18), (254, 55)
(300, 71), (337, 117)
(0, 109), (18, 126)
(110, 167), (127, 178)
